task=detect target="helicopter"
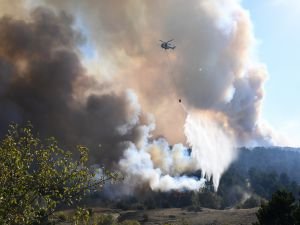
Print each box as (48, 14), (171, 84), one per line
(160, 39), (176, 50)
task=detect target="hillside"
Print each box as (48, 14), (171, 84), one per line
(233, 147), (300, 183)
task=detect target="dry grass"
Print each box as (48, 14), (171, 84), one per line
(56, 207), (258, 225)
(118, 207), (258, 225)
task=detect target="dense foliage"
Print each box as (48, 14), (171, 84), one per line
(236, 147), (300, 183)
(254, 190), (300, 225)
(0, 124), (117, 225)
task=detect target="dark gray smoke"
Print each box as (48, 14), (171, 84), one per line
(0, 7), (144, 164)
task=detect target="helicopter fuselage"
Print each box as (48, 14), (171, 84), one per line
(161, 42), (175, 50)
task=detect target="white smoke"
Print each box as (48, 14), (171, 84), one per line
(119, 120), (206, 192)
(119, 143), (205, 192)
(118, 107), (235, 191)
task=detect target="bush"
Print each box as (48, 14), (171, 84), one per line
(0, 123), (117, 224)
(95, 214), (116, 225)
(56, 212), (67, 222)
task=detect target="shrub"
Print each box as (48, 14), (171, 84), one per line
(0, 123), (117, 224)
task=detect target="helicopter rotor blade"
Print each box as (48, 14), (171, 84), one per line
(167, 39), (174, 43)
(159, 40), (164, 42)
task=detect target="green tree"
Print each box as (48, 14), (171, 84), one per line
(293, 205), (300, 225)
(254, 190), (298, 225)
(0, 123), (118, 225)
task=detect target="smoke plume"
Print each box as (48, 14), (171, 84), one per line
(0, 0), (275, 191)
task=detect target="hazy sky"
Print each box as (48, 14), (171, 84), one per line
(242, 0), (300, 146)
